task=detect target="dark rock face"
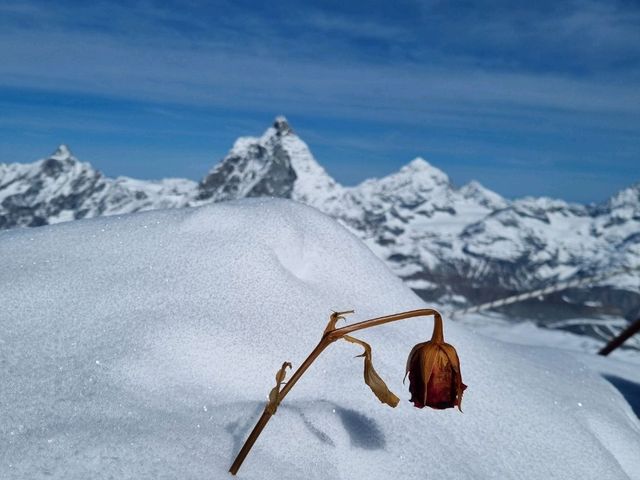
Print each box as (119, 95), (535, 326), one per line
(248, 144), (297, 198)
(198, 143), (297, 201)
(198, 118), (298, 201)
(41, 158), (65, 177)
(197, 149), (260, 200)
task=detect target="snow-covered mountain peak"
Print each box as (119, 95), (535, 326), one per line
(226, 118), (292, 157)
(38, 144), (89, 179)
(406, 156), (434, 170)
(367, 157), (451, 198)
(0, 146), (200, 229)
(50, 144), (73, 160)
(272, 115), (292, 135)
(198, 117), (342, 208)
(607, 182), (640, 211)
(258, 116), (294, 143)
(459, 180), (508, 210)
(401, 157), (449, 185)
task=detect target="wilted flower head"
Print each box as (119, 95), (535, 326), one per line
(405, 314), (466, 410)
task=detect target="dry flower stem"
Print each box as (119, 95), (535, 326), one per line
(229, 308), (442, 475)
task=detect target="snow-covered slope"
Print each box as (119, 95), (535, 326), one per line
(451, 193), (640, 321)
(1, 199), (638, 479)
(1, 118), (639, 338)
(327, 158), (511, 298)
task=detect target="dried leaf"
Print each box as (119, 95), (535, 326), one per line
(323, 310), (355, 335)
(275, 361), (292, 385)
(266, 362), (291, 415)
(343, 335), (400, 408)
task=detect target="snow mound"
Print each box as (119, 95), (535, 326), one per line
(1, 199), (638, 479)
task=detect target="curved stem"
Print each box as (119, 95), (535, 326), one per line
(229, 308), (442, 475)
(329, 308), (442, 339)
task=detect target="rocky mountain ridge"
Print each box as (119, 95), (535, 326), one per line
(2, 117), (639, 343)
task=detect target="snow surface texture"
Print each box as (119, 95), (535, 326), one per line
(1, 199), (639, 479)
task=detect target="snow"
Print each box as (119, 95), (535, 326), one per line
(403, 278), (438, 290)
(1, 199), (639, 479)
(459, 180), (508, 210)
(280, 132), (344, 208)
(3, 119), (640, 323)
(457, 311), (640, 432)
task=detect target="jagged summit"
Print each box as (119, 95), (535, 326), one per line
(254, 116), (293, 145)
(198, 116), (341, 208)
(0, 144), (197, 229)
(51, 144), (73, 160)
(272, 116), (292, 136)
(40, 145), (82, 178)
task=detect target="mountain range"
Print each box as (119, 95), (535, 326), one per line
(1, 116), (639, 344)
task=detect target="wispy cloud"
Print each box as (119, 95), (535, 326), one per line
(1, 23), (638, 120)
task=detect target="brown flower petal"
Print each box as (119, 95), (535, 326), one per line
(406, 314), (466, 410)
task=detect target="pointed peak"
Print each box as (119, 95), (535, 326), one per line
(257, 116), (295, 144)
(273, 116), (292, 136)
(40, 145), (78, 177)
(460, 180), (491, 197)
(406, 157), (433, 170)
(51, 144), (73, 160)
(369, 156), (450, 193)
(400, 157), (448, 183)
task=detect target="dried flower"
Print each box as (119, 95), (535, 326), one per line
(405, 314), (466, 410)
(230, 308), (463, 475)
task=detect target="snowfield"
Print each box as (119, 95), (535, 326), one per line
(1, 199), (639, 479)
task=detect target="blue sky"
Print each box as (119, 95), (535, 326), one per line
(0, 0), (639, 203)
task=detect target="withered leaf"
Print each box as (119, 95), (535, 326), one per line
(343, 335), (400, 408)
(266, 361), (292, 415)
